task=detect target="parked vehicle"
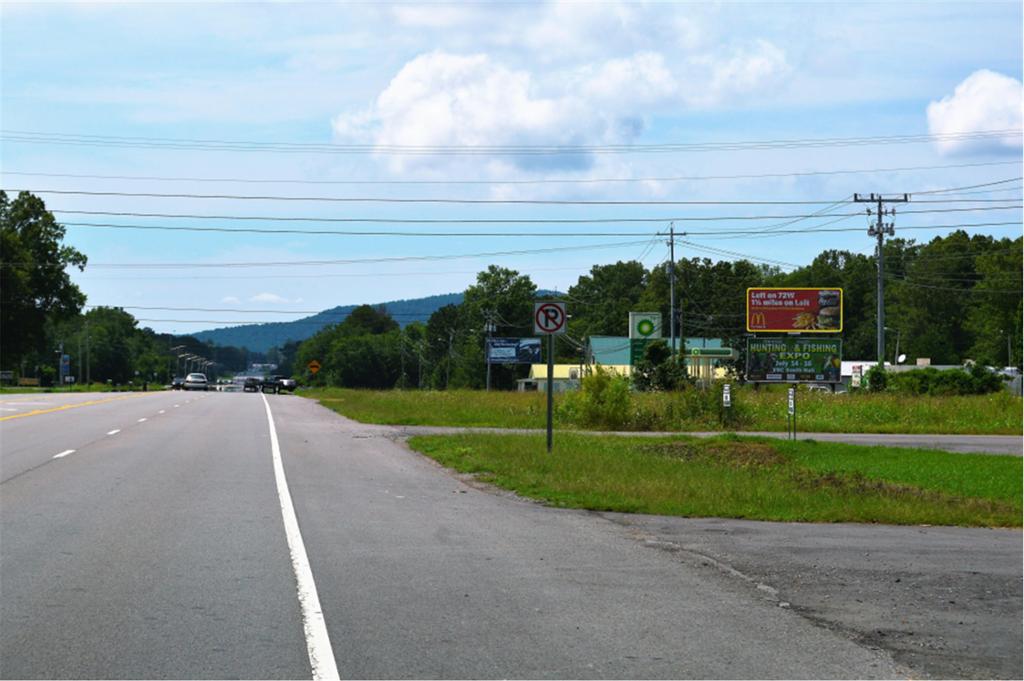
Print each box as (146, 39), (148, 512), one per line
(170, 377), (185, 390)
(182, 373), (209, 391)
(243, 377), (261, 393)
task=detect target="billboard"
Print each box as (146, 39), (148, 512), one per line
(746, 337), (843, 383)
(746, 288), (843, 333)
(486, 338), (542, 364)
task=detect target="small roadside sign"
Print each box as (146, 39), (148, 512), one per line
(787, 387), (795, 415)
(534, 301), (567, 335)
(307, 360), (321, 374)
(722, 384), (731, 408)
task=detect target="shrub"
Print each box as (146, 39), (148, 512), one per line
(865, 365), (887, 392)
(558, 366), (634, 430)
(888, 365), (1006, 396)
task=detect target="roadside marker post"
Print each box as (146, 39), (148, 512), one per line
(534, 301), (567, 453)
(787, 386), (797, 440)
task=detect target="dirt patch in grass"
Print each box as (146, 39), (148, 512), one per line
(643, 440), (787, 469)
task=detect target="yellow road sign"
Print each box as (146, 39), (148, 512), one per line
(307, 360), (321, 374)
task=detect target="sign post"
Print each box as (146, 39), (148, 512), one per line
(534, 301), (567, 453)
(787, 386), (797, 440)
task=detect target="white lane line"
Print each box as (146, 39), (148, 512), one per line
(158, 410), (166, 414)
(260, 392), (340, 681)
(107, 429), (121, 435)
(53, 449), (75, 459)
(137, 417), (147, 423)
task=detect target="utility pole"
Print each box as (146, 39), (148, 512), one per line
(854, 192), (909, 369)
(668, 223), (677, 359)
(484, 314), (496, 391)
(85, 321), (90, 386)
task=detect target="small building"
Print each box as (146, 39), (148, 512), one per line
(516, 363), (633, 392)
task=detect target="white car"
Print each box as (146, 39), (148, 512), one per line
(183, 373), (209, 391)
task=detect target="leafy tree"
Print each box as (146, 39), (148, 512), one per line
(632, 340), (688, 391)
(424, 304), (464, 389)
(566, 261), (647, 338)
(1, 191), (87, 368)
(294, 305), (401, 388)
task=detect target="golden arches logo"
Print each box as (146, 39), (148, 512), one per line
(750, 312), (767, 327)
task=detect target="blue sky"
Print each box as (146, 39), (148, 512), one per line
(2, 0), (1021, 335)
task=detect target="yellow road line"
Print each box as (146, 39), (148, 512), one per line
(0, 393), (149, 422)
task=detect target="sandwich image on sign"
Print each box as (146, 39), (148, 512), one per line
(817, 290), (841, 330)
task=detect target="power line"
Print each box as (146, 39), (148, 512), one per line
(910, 176), (1024, 195)
(82, 304), (436, 316)
(3, 128), (1019, 156)
(6, 186), (1018, 205)
(46, 203), (1022, 224)
(7, 239), (655, 270)
(3, 160), (1018, 186)
(55, 218), (1024, 240)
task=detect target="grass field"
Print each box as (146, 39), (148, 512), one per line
(0, 383), (123, 394)
(305, 387), (1022, 435)
(407, 433), (1022, 527)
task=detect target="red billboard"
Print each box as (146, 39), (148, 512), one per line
(746, 288), (843, 333)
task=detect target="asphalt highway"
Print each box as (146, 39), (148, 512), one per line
(1, 391), (1018, 679)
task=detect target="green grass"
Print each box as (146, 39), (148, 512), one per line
(0, 383), (123, 394)
(407, 433), (1022, 527)
(303, 387), (1022, 435)
(307, 387), (551, 428)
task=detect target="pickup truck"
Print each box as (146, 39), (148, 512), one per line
(260, 375), (297, 394)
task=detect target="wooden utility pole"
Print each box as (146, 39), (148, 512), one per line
(854, 193), (909, 369)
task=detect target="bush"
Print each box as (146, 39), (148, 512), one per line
(557, 367), (633, 430)
(888, 365), (1005, 396)
(865, 365), (887, 392)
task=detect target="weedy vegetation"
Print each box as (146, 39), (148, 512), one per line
(407, 433), (1022, 527)
(305, 383), (1022, 435)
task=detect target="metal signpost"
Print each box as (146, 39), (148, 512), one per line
(534, 301), (567, 453)
(787, 386), (797, 440)
(722, 383), (731, 408)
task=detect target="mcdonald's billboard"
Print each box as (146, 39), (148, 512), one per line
(746, 288), (843, 333)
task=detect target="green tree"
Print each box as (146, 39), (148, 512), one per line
(452, 266), (537, 389)
(566, 261), (648, 338)
(0, 191), (87, 368)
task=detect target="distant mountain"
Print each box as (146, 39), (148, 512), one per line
(191, 292), (463, 352)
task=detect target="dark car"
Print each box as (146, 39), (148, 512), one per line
(171, 377), (185, 390)
(243, 377), (261, 393)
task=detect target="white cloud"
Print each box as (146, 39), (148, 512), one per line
(333, 51), (609, 174)
(927, 70), (1023, 155)
(331, 43), (790, 177)
(221, 296), (241, 304)
(250, 292), (290, 304)
(689, 40), (790, 107)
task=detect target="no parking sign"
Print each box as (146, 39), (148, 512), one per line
(534, 302), (567, 335)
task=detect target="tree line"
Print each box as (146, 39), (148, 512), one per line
(1, 191), (256, 386)
(4, 190), (1020, 390)
(293, 230), (1021, 390)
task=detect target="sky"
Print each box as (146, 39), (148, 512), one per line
(2, 0), (1022, 336)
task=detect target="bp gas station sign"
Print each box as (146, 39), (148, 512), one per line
(629, 312), (662, 339)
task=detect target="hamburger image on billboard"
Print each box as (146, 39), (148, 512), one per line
(746, 288), (843, 333)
